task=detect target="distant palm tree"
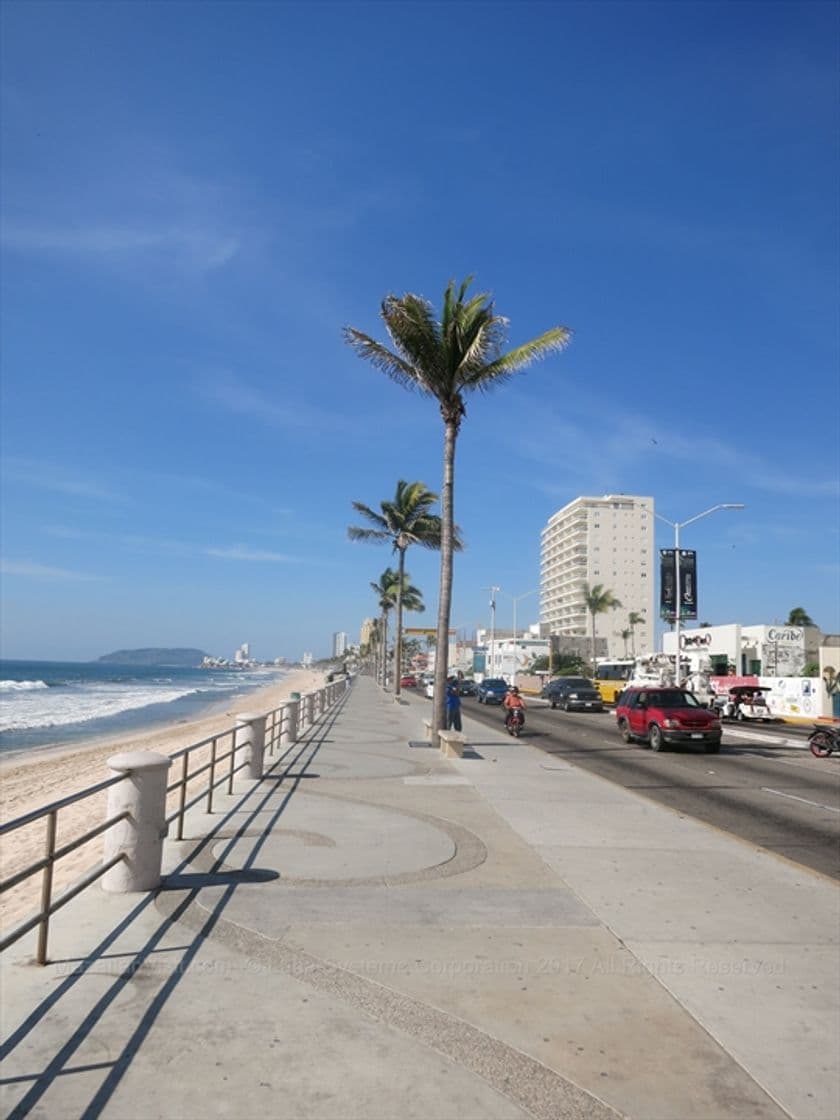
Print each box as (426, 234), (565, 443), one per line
(627, 610), (645, 656)
(786, 607), (814, 627)
(349, 480), (458, 697)
(618, 628), (632, 657)
(370, 567), (424, 687)
(345, 277), (570, 738)
(583, 582), (622, 670)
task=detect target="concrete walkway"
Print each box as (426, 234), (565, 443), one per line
(1, 677), (838, 1120)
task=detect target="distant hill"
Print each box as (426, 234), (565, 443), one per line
(97, 648), (209, 667)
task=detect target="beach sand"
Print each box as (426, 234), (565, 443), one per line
(0, 668), (326, 934)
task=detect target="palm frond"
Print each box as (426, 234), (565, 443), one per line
(473, 327), (571, 387)
(342, 328), (421, 393)
(381, 295), (442, 393)
(348, 525), (390, 543)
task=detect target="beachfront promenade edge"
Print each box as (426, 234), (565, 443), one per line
(0, 676), (351, 965)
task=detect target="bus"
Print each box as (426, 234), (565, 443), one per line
(593, 659), (635, 704)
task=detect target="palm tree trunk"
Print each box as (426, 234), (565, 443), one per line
(380, 609), (388, 688)
(394, 547), (405, 699)
(432, 417), (457, 741)
(590, 611), (597, 674)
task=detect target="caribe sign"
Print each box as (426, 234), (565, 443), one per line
(767, 627), (802, 643)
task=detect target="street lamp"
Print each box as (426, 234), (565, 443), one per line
(655, 503), (744, 680)
(483, 586), (500, 678)
(506, 588), (540, 686)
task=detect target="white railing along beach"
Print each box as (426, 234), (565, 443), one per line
(0, 676), (350, 964)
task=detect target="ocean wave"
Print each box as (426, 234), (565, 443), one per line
(0, 684), (204, 733)
(0, 679), (49, 692)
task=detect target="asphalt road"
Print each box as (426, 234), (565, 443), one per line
(461, 696), (840, 881)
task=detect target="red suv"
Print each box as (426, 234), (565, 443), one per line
(615, 687), (722, 753)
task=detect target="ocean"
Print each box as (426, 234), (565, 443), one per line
(0, 659), (288, 757)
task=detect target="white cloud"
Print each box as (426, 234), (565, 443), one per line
(1, 458), (125, 503)
(205, 546), (301, 562)
(0, 221), (239, 273)
(200, 371), (354, 433)
(0, 559), (103, 581)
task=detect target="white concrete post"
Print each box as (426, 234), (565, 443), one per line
(103, 751), (172, 892)
(281, 699), (299, 746)
(306, 693), (315, 726)
(235, 713), (266, 780)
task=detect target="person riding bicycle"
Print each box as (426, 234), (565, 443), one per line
(503, 685), (525, 730)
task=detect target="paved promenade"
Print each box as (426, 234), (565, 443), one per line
(2, 676), (838, 1120)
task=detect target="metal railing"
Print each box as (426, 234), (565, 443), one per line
(0, 776), (130, 964)
(0, 679), (346, 964)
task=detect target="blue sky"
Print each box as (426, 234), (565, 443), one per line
(1, 0), (837, 663)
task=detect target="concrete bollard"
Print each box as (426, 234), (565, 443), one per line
(281, 699), (299, 746)
(103, 752), (172, 892)
(235, 713), (266, 780)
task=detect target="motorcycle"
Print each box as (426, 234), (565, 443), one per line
(808, 724), (839, 758)
(505, 708), (525, 738)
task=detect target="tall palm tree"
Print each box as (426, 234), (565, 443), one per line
(583, 582), (622, 670)
(349, 480), (458, 698)
(617, 628), (632, 657)
(370, 567), (424, 687)
(345, 277), (570, 738)
(627, 611), (645, 657)
(786, 607), (814, 627)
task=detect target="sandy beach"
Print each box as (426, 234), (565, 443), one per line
(0, 667), (326, 934)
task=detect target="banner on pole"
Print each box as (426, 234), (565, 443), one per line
(660, 549), (698, 620)
(660, 549), (676, 620)
(679, 550), (698, 619)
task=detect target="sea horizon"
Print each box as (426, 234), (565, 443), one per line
(0, 658), (289, 759)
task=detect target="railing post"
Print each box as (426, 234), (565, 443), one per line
(36, 811), (58, 965)
(103, 752), (172, 893)
(235, 712), (266, 780)
(281, 699), (299, 746)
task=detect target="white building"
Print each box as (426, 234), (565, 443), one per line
(332, 631), (348, 657)
(234, 642), (250, 664)
(540, 495), (654, 659)
(662, 623), (818, 678)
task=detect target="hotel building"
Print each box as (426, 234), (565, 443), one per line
(540, 495), (655, 659)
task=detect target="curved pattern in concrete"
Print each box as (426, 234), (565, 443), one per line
(193, 792), (488, 887)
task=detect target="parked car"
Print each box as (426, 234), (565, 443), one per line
(476, 678), (509, 704)
(399, 675), (418, 688)
(541, 676), (603, 712)
(458, 679), (478, 696)
(615, 687), (722, 753)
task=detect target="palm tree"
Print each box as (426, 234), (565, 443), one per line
(370, 567), (424, 687)
(786, 607), (814, 627)
(349, 480), (458, 698)
(627, 611), (645, 657)
(583, 582), (622, 670)
(345, 277), (570, 738)
(617, 628), (632, 657)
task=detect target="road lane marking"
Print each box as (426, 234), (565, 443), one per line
(761, 787), (840, 813)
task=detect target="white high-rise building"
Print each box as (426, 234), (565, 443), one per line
(540, 495), (654, 659)
(332, 631), (348, 657)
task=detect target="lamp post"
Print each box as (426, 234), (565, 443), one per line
(508, 588), (539, 686)
(484, 586), (499, 678)
(655, 504), (744, 681)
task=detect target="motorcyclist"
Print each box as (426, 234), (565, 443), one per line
(503, 685), (525, 730)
